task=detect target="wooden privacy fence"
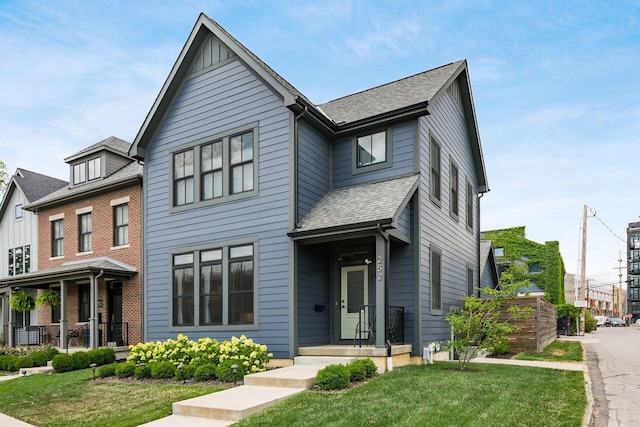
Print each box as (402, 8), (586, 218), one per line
(498, 296), (557, 353)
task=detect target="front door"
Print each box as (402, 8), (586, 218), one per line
(340, 265), (368, 340)
(108, 282), (123, 345)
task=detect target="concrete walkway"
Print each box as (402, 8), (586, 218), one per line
(0, 346), (594, 427)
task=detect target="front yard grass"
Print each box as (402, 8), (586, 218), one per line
(514, 340), (583, 363)
(235, 362), (586, 427)
(0, 369), (224, 427)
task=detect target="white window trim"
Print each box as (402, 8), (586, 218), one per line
(75, 206), (93, 215)
(110, 196), (130, 206)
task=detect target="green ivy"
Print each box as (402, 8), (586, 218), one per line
(482, 226), (565, 304)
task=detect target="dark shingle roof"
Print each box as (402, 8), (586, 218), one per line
(291, 174), (419, 237)
(318, 61), (464, 125)
(65, 136), (132, 163)
(14, 169), (68, 203)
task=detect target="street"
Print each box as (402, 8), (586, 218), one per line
(585, 325), (640, 427)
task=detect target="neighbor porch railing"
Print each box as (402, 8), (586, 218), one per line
(10, 323), (128, 348)
(355, 305), (404, 347)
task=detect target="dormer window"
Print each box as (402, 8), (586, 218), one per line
(72, 157), (102, 185)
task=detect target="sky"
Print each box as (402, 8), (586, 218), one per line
(1, 0), (638, 289)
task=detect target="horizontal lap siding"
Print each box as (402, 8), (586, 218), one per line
(144, 59), (292, 357)
(332, 121), (416, 188)
(297, 122), (331, 219)
(418, 90), (480, 347)
(297, 245), (331, 346)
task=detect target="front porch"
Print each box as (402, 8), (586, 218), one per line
(297, 343), (417, 373)
(8, 322), (129, 349)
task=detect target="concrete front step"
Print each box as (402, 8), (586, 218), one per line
(173, 385), (305, 422)
(293, 355), (357, 366)
(22, 366), (54, 376)
(245, 364), (325, 388)
(138, 414), (234, 427)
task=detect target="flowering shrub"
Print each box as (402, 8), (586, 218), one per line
(127, 334), (272, 375)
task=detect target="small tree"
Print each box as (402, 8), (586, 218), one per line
(445, 282), (532, 370)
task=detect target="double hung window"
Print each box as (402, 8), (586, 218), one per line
(113, 204), (129, 246)
(450, 161), (459, 218)
(172, 243), (255, 328)
(430, 138), (441, 204)
(52, 219), (64, 257)
(430, 247), (442, 312)
(172, 126), (257, 208)
(78, 213), (92, 252)
(8, 245), (30, 276)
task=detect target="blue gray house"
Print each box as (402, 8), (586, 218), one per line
(130, 14), (489, 360)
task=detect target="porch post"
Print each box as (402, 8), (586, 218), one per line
(375, 233), (388, 348)
(60, 280), (67, 350)
(89, 273), (98, 349)
(7, 289), (14, 347)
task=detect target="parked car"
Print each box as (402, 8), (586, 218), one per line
(608, 317), (626, 327)
(635, 318), (640, 325)
(595, 316), (607, 327)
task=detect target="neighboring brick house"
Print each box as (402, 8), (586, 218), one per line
(0, 169), (67, 346)
(0, 137), (143, 349)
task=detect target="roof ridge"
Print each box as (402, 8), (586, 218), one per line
(320, 60), (465, 106)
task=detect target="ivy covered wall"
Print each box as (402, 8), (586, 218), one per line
(481, 226), (566, 304)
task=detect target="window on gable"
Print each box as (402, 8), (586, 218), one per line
(430, 137), (441, 204)
(113, 204), (129, 246)
(173, 150), (195, 206)
(172, 243), (255, 328)
(430, 247), (442, 312)
(450, 160), (459, 219)
(78, 213), (92, 253)
(52, 219), (64, 257)
(15, 204), (23, 219)
(357, 131), (387, 167)
(466, 180), (474, 230)
(88, 157), (101, 181)
(230, 131), (254, 194)
(173, 126), (257, 208)
(494, 247), (504, 257)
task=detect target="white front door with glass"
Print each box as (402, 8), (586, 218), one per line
(340, 265), (368, 340)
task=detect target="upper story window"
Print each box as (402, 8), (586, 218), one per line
(78, 213), (92, 253)
(113, 203), (129, 246)
(528, 262), (542, 273)
(172, 125), (258, 209)
(494, 247), (505, 258)
(466, 180), (474, 230)
(73, 157), (102, 185)
(449, 160), (459, 219)
(8, 245), (30, 276)
(357, 131), (386, 167)
(51, 219), (64, 257)
(430, 137), (441, 205)
(14, 204), (23, 220)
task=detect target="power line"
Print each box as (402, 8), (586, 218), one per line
(591, 209), (626, 244)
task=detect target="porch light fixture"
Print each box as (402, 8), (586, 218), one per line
(177, 363), (185, 384)
(90, 363), (97, 381)
(231, 364), (239, 387)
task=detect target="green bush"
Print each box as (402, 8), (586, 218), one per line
(30, 351), (48, 367)
(71, 351), (91, 370)
(150, 361), (176, 379)
(52, 354), (74, 373)
(0, 355), (11, 371)
(585, 311), (597, 333)
(44, 347), (59, 361)
(135, 364), (152, 380)
(87, 349), (105, 366)
(348, 361), (366, 382)
(175, 364), (197, 381)
(216, 359), (245, 382)
(353, 358), (377, 378)
(15, 356), (34, 369)
(101, 348), (117, 364)
(195, 364), (218, 382)
(315, 364), (350, 390)
(115, 361), (136, 378)
(97, 363), (117, 378)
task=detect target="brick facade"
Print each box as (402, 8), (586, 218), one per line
(36, 185), (143, 346)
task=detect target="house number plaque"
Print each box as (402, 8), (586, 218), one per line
(377, 255), (383, 281)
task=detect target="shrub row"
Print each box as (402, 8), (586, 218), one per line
(52, 348), (116, 373)
(127, 334), (272, 380)
(315, 359), (378, 390)
(97, 358), (245, 383)
(0, 347), (59, 372)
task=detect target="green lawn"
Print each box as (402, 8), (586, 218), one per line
(515, 340), (583, 363)
(0, 369), (224, 427)
(236, 363), (587, 427)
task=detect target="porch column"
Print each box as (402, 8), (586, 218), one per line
(7, 289), (14, 347)
(375, 233), (388, 348)
(60, 281), (67, 350)
(89, 273), (100, 349)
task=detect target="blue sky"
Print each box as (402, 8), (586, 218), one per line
(1, 0), (638, 289)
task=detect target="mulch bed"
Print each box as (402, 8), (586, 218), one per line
(95, 375), (241, 387)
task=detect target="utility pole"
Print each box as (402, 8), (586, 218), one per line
(616, 252), (623, 318)
(579, 204), (588, 335)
